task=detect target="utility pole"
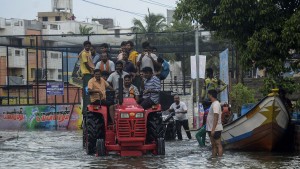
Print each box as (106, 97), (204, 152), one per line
(195, 23), (200, 128)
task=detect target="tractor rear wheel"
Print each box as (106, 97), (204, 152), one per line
(86, 112), (105, 155)
(146, 112), (165, 143)
(96, 139), (106, 156)
(157, 138), (165, 155)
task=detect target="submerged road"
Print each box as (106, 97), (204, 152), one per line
(0, 130), (299, 169)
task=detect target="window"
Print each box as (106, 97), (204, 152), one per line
(5, 19), (11, 26)
(58, 75), (62, 79)
(50, 72), (54, 79)
(50, 24), (59, 30)
(58, 69), (62, 72)
(13, 21), (20, 26)
(51, 53), (59, 59)
(55, 16), (61, 21)
(42, 24), (47, 29)
(30, 39), (35, 46)
(42, 51), (46, 58)
(44, 41), (54, 47)
(42, 17), (48, 21)
(15, 50), (20, 56)
(10, 38), (22, 46)
(31, 68), (35, 78)
(8, 49), (12, 56)
(115, 29), (120, 38)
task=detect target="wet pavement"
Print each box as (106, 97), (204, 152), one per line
(0, 130), (299, 169)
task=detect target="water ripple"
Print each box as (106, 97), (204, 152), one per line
(0, 130), (299, 169)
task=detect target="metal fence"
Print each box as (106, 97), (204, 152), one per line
(0, 31), (233, 105)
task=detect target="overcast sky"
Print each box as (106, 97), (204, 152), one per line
(1, 0), (177, 28)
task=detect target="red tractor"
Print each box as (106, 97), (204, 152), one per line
(82, 80), (165, 156)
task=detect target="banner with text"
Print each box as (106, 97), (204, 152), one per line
(219, 48), (229, 103)
(0, 104), (82, 130)
(190, 55), (206, 79)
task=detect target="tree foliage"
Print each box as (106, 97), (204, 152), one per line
(132, 9), (167, 43)
(133, 9), (167, 33)
(230, 83), (256, 114)
(174, 0), (300, 77)
(79, 24), (95, 35)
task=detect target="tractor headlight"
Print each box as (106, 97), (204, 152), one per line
(135, 112), (144, 118)
(93, 106), (99, 110)
(120, 113), (129, 118)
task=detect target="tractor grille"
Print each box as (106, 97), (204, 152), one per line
(118, 119), (146, 138)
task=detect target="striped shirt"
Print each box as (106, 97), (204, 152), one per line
(143, 76), (161, 104)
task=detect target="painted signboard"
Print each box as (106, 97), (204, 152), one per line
(46, 82), (64, 95)
(0, 104), (82, 130)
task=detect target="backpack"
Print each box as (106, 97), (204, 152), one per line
(159, 60), (170, 80)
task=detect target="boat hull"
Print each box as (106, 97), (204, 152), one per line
(221, 95), (289, 151)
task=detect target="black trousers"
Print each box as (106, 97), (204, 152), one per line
(176, 119), (192, 140)
(139, 97), (155, 109)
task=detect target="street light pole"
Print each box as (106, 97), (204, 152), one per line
(195, 24), (200, 128)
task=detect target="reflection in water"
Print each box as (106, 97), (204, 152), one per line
(0, 130), (299, 169)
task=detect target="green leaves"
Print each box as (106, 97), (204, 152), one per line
(132, 9), (167, 43)
(79, 24), (95, 35)
(260, 77), (299, 96)
(174, 0), (300, 78)
(132, 9), (167, 34)
(230, 83), (255, 114)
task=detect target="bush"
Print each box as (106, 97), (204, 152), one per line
(260, 77), (298, 96)
(230, 83), (256, 115)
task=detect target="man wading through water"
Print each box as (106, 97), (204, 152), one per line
(168, 95), (192, 140)
(206, 89), (223, 157)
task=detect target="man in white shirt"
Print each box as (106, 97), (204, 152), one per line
(136, 42), (161, 74)
(107, 61), (128, 91)
(95, 52), (115, 74)
(206, 89), (223, 157)
(168, 95), (192, 140)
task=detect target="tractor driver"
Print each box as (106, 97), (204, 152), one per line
(88, 69), (114, 104)
(87, 69), (115, 117)
(139, 67), (161, 109)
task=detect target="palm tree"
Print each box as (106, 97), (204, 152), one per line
(79, 24), (95, 35)
(132, 9), (167, 43)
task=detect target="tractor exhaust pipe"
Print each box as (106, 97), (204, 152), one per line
(118, 77), (123, 105)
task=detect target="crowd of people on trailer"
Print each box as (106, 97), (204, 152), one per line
(79, 40), (223, 157)
(78, 40), (168, 108)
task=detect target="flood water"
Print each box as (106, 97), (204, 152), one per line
(0, 130), (299, 169)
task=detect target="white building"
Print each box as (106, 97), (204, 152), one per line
(0, 17), (64, 83)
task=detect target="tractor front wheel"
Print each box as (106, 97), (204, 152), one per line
(82, 119), (86, 149)
(96, 139), (106, 156)
(146, 112), (165, 143)
(86, 112), (105, 155)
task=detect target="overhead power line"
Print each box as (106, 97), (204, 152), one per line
(148, 0), (175, 8)
(138, 0), (175, 8)
(82, 0), (145, 17)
